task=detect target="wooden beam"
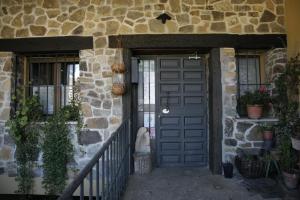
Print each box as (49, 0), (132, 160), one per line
(209, 48), (223, 174)
(109, 34), (286, 49)
(0, 36), (93, 52)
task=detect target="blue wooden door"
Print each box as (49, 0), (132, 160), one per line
(156, 56), (208, 167)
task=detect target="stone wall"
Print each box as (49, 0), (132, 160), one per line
(0, 0), (288, 193)
(221, 48), (287, 162)
(265, 48), (287, 83)
(0, 52), (12, 121)
(0, 0), (286, 38)
(0, 0), (286, 135)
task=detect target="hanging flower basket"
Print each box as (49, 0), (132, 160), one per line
(111, 63), (126, 73)
(112, 83), (126, 95)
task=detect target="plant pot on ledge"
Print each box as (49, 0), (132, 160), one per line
(247, 105), (263, 119)
(263, 130), (274, 140)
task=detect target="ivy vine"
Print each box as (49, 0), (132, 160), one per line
(6, 92), (43, 194)
(41, 109), (74, 195)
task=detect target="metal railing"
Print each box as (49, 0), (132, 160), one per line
(58, 119), (131, 200)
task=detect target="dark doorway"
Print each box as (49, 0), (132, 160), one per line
(136, 55), (208, 167)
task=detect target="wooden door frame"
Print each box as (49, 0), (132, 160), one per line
(123, 48), (223, 174)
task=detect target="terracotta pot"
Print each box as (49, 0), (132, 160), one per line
(263, 131), (273, 140)
(111, 63), (126, 73)
(112, 83), (126, 95)
(291, 137), (300, 151)
(282, 171), (299, 189)
(247, 105), (263, 119)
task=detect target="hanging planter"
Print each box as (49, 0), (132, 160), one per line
(111, 37), (126, 96)
(112, 71), (125, 96)
(112, 83), (125, 95)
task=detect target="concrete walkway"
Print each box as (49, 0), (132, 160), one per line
(123, 168), (298, 200)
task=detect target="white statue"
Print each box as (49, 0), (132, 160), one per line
(135, 127), (150, 154)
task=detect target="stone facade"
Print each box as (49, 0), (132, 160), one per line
(0, 0), (286, 38)
(265, 48), (287, 83)
(0, 52), (12, 121)
(0, 0), (288, 193)
(0, 121), (87, 178)
(221, 47), (287, 163)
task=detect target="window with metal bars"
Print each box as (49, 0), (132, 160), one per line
(17, 53), (80, 115)
(236, 50), (270, 96)
(236, 51), (270, 116)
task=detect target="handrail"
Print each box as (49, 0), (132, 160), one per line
(58, 119), (131, 200)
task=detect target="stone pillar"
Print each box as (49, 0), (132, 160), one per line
(265, 48), (287, 83)
(220, 48), (238, 162)
(0, 52), (13, 121)
(0, 52), (15, 176)
(75, 49), (123, 168)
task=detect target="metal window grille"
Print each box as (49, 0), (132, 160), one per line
(15, 52), (79, 116)
(236, 52), (270, 99)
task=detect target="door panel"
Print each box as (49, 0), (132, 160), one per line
(156, 56), (207, 167)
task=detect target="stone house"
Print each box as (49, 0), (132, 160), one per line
(0, 0), (298, 195)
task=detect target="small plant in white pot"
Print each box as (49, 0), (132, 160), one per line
(291, 127), (300, 151)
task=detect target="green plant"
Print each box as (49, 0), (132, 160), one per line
(60, 85), (84, 133)
(6, 92), (43, 194)
(259, 123), (274, 132)
(272, 56), (300, 138)
(42, 110), (74, 195)
(239, 88), (271, 106)
(278, 134), (298, 173)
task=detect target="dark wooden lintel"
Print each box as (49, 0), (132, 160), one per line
(109, 34), (286, 49)
(0, 36), (93, 53)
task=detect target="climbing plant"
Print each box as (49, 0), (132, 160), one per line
(272, 55), (300, 137)
(6, 92), (43, 194)
(41, 109), (74, 195)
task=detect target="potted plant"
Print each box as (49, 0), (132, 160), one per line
(262, 124), (275, 151)
(272, 56), (300, 149)
(260, 124), (274, 140)
(239, 87), (271, 119)
(222, 162), (233, 178)
(235, 154), (265, 178)
(291, 122), (300, 151)
(278, 134), (299, 189)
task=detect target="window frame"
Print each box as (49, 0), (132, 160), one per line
(236, 50), (267, 98)
(22, 53), (79, 115)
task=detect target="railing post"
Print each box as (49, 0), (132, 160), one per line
(128, 119), (132, 175)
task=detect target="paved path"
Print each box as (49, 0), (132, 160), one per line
(123, 168), (294, 200)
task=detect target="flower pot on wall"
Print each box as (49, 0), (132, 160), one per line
(263, 130), (273, 140)
(112, 83), (126, 95)
(111, 63), (126, 73)
(291, 137), (300, 151)
(247, 105), (263, 119)
(282, 171), (299, 189)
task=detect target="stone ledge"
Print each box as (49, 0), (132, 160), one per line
(235, 118), (279, 123)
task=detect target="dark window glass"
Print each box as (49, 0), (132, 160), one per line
(28, 55), (79, 115)
(237, 55), (261, 96)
